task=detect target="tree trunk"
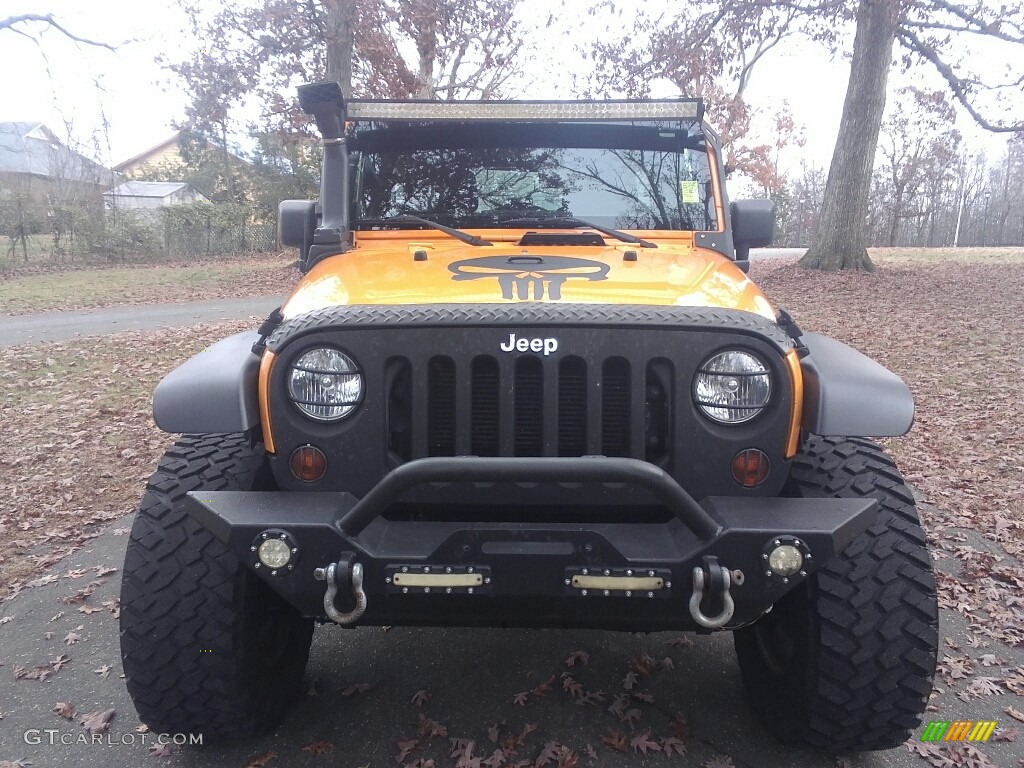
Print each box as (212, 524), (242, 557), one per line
(414, 6), (438, 99)
(800, 0), (900, 271)
(323, 0), (354, 98)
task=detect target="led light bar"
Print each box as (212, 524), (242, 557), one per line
(346, 99), (703, 122)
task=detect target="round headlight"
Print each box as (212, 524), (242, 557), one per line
(693, 350), (771, 424)
(288, 347), (363, 421)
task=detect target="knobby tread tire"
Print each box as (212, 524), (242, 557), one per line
(119, 434), (314, 739)
(734, 436), (938, 752)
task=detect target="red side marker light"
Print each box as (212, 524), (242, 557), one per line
(732, 448), (770, 487)
(290, 445), (327, 482)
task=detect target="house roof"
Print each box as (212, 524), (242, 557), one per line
(104, 181), (197, 198)
(112, 133), (182, 172)
(113, 129), (251, 172)
(0, 121), (116, 184)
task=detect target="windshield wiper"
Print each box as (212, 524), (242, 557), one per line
(352, 215), (492, 246)
(526, 217), (657, 249)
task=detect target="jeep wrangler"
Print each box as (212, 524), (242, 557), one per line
(120, 82), (938, 751)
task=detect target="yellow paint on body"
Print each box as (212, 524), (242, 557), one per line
(282, 230), (776, 318)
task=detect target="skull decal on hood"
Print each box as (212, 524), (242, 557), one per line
(448, 255), (610, 301)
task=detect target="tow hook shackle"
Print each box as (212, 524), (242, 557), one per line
(688, 556), (735, 629)
(314, 558), (367, 625)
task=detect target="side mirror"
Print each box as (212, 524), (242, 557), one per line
(278, 199), (318, 263)
(730, 199), (775, 272)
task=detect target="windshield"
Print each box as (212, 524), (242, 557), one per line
(349, 122), (718, 231)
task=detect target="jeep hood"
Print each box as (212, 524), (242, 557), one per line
(281, 241), (776, 320)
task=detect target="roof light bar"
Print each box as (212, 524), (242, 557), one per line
(346, 99), (704, 123)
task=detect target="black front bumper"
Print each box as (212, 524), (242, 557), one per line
(187, 456), (875, 631)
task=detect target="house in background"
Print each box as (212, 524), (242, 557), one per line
(103, 180), (209, 212)
(113, 131), (191, 180)
(0, 122), (117, 217)
(113, 129), (254, 203)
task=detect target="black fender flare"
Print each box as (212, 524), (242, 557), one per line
(153, 331), (262, 434)
(799, 332), (914, 437)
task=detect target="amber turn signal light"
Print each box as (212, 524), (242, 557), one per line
(289, 444), (327, 482)
(732, 448), (770, 487)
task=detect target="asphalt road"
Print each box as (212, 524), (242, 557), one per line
(2, 511), (1020, 768)
(0, 296), (283, 347)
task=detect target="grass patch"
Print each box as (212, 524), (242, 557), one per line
(870, 246), (1024, 264)
(0, 257), (296, 315)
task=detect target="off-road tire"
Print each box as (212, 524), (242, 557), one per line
(120, 434), (314, 738)
(734, 436), (938, 751)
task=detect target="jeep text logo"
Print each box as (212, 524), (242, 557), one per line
(500, 333), (558, 355)
(449, 255), (609, 301)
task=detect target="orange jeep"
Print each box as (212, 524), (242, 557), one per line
(120, 82), (937, 751)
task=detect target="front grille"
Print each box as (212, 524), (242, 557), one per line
(388, 353), (674, 465)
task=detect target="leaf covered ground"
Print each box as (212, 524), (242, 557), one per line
(0, 253), (1022, 768)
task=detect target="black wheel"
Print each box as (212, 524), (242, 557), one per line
(120, 434), (314, 738)
(734, 436), (938, 751)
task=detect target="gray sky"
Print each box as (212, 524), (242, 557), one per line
(0, 0), (1008, 177)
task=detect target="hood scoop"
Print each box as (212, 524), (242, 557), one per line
(517, 231), (606, 247)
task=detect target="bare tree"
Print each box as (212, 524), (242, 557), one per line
(582, 1), (803, 188)
(748, 0), (1024, 269)
(0, 13), (118, 49)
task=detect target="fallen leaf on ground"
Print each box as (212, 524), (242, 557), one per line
(80, 708), (115, 734)
(301, 740), (334, 755)
(149, 742), (173, 757)
(565, 650), (589, 667)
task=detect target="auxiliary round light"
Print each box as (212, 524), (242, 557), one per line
(767, 544), (804, 577)
(257, 538), (292, 570)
